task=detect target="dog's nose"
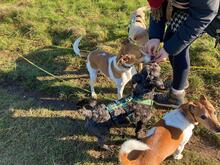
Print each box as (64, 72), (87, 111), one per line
(215, 126), (220, 134)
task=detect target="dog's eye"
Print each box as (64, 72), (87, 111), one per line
(213, 111), (217, 115)
(200, 115), (207, 120)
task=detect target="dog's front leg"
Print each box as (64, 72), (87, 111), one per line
(117, 84), (125, 99)
(173, 144), (185, 160)
(87, 63), (98, 99)
(173, 131), (192, 160)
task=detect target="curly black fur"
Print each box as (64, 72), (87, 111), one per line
(81, 63), (164, 150)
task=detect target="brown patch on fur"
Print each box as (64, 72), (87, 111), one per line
(119, 39), (142, 59)
(127, 150), (145, 161)
(180, 102), (198, 125)
(120, 119), (184, 165)
(88, 50), (113, 77)
(120, 97), (220, 165)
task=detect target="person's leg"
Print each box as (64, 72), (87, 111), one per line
(154, 45), (190, 108)
(172, 46), (190, 90)
(163, 27), (189, 89)
(163, 28), (175, 68)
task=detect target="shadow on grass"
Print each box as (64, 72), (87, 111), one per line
(0, 43), (119, 163)
(0, 44), (115, 108)
(0, 109), (118, 164)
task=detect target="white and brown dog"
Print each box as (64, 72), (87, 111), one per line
(73, 38), (152, 99)
(128, 6), (149, 71)
(119, 95), (220, 165)
(129, 6), (148, 45)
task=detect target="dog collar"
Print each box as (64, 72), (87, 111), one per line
(112, 57), (128, 72)
(133, 98), (154, 106)
(122, 62), (134, 69)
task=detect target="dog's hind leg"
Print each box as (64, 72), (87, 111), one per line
(86, 62), (98, 99)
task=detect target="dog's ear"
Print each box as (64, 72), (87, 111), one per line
(133, 33), (143, 41)
(180, 102), (198, 125)
(118, 54), (132, 63)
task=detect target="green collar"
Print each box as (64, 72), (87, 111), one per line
(133, 99), (154, 106)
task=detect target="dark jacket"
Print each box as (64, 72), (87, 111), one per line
(205, 6), (220, 45)
(149, 0), (220, 56)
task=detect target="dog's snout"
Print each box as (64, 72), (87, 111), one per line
(143, 55), (152, 63)
(215, 126), (220, 134)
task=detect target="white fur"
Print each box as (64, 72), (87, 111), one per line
(128, 7), (147, 40)
(113, 58), (128, 72)
(73, 38), (138, 99)
(163, 109), (195, 131)
(86, 55), (137, 99)
(120, 139), (150, 154)
(108, 56), (136, 99)
(140, 50), (152, 63)
(109, 57), (125, 99)
(73, 36), (82, 56)
(86, 54), (98, 99)
(163, 109), (195, 159)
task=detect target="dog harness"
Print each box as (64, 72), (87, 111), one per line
(106, 95), (154, 125)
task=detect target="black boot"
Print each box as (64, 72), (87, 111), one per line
(154, 90), (185, 108)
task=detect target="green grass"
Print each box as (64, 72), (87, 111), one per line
(0, 0), (220, 164)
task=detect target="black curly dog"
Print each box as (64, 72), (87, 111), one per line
(81, 63), (164, 150)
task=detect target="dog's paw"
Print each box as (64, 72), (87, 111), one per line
(91, 93), (97, 99)
(102, 144), (114, 153)
(174, 154), (183, 160)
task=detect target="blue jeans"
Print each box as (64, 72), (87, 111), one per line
(164, 28), (190, 90)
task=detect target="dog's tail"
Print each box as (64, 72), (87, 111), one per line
(72, 37), (89, 57)
(119, 139), (150, 164)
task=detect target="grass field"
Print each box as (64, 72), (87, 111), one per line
(0, 0), (220, 164)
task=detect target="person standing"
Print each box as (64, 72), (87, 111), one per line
(145, 0), (220, 108)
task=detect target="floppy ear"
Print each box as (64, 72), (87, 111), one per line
(133, 33), (144, 41)
(180, 102), (198, 125)
(200, 95), (207, 102)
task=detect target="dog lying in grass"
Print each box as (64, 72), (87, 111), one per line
(81, 63), (164, 151)
(119, 95), (220, 165)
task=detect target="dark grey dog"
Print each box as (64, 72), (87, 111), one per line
(81, 63), (164, 150)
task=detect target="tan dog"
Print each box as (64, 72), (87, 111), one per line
(73, 38), (152, 99)
(128, 6), (149, 71)
(119, 95), (220, 165)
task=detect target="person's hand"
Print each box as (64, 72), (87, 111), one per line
(154, 48), (169, 63)
(144, 39), (160, 55)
